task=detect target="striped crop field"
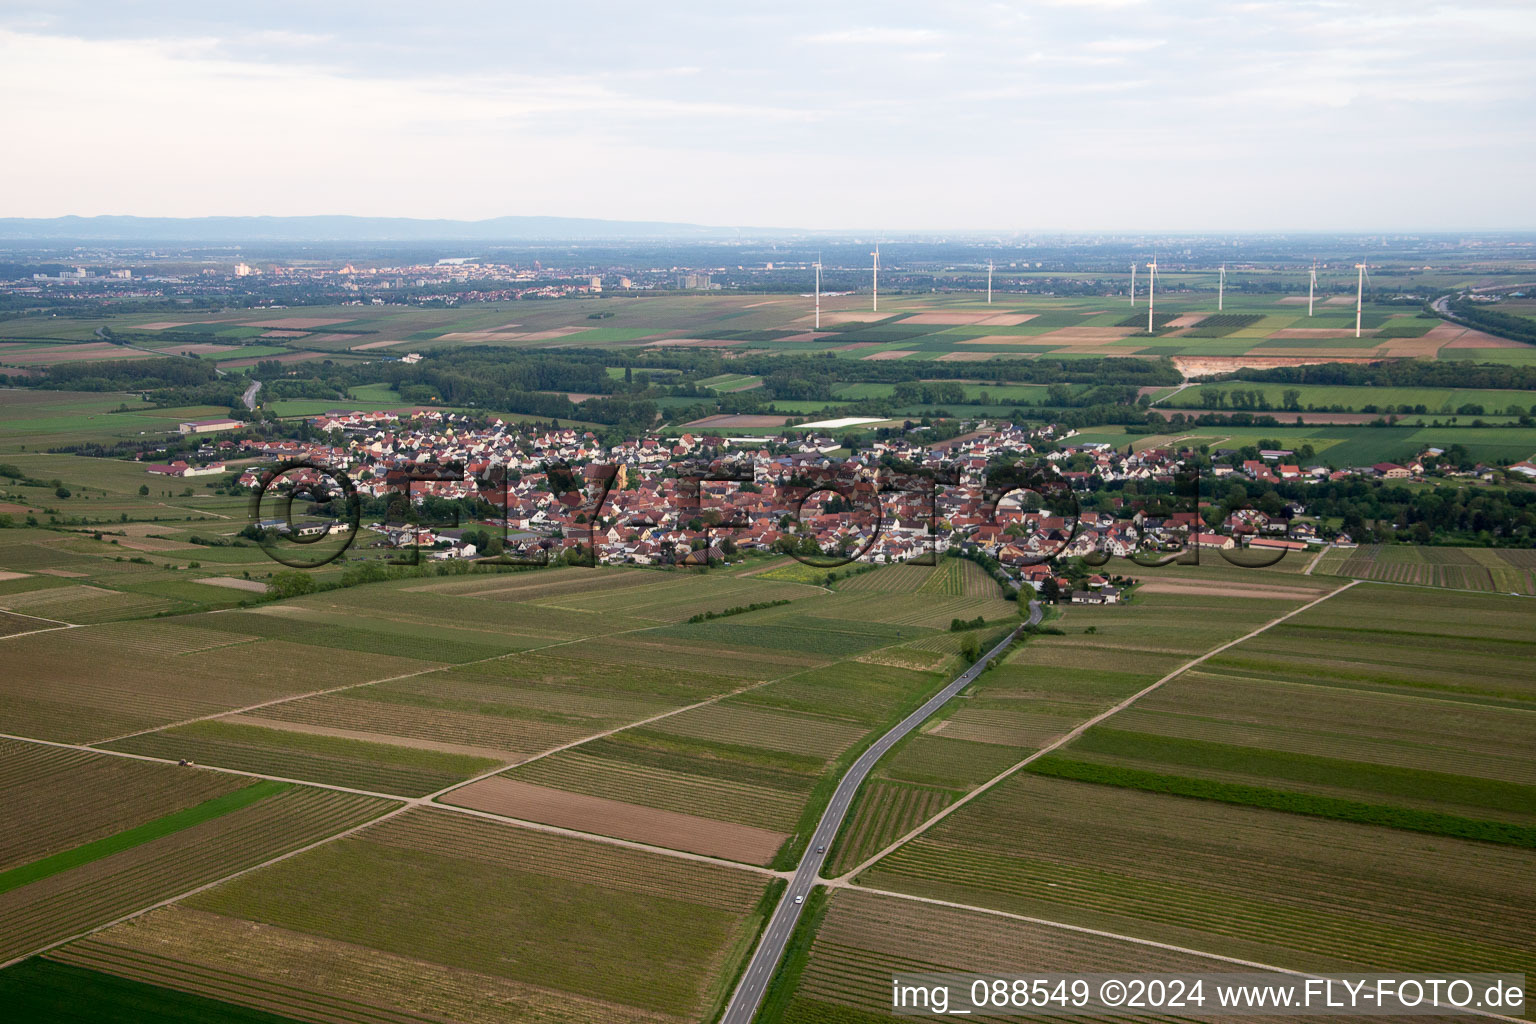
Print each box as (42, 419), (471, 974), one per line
(958, 557), (1003, 596)
(825, 780), (953, 876)
(770, 887), (1343, 1024)
(874, 734), (1023, 790)
(0, 584), (176, 624)
(152, 807), (772, 1020)
(753, 560), (839, 585)
(529, 571), (814, 623)
(836, 564), (942, 594)
(1035, 583), (1536, 837)
(221, 686), (598, 762)
(0, 740), (246, 875)
(1320, 544), (1536, 594)
(0, 626), (434, 744)
(550, 632), (830, 678)
(504, 746), (809, 832)
(105, 720), (501, 798)
(0, 781), (292, 897)
(856, 773), (1536, 989)
(917, 558), (964, 596)
(820, 591), (1015, 630)
(0, 786), (393, 963)
(644, 702), (866, 760)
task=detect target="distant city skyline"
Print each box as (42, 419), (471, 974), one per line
(3, 1), (1534, 231)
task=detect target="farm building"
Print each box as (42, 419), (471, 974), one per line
(178, 417), (244, 435)
(145, 460), (226, 477)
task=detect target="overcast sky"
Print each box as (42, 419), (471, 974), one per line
(3, 1), (1534, 231)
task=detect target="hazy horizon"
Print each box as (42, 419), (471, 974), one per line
(5, 213), (1536, 241)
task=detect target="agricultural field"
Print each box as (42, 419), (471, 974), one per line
(2, 280), (1535, 1024)
(30, 808), (775, 1024)
(1162, 380), (1536, 416)
(818, 566), (1334, 875)
(855, 773), (1536, 989)
(0, 778), (392, 964)
(0, 740), (249, 874)
(1039, 662), (1536, 839)
(1313, 543), (1536, 593)
(6, 292), (1530, 372)
(94, 569), (784, 795)
(470, 563), (1041, 868)
(0, 617), (438, 744)
(1075, 420), (1536, 466)
(836, 576), (1536, 1013)
(760, 886), (1381, 1024)
(0, 390), (234, 452)
(823, 780), (953, 876)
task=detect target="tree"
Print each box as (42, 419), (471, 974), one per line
(266, 570), (317, 599)
(960, 635), (981, 663)
(55, 486), (70, 499)
(138, 484), (149, 496)
(1041, 577), (1061, 604)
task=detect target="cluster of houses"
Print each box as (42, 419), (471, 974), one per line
(219, 409), (1368, 596)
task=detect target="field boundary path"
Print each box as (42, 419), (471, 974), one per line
(840, 885), (1528, 1024)
(834, 579), (1360, 883)
(0, 725), (786, 972)
(1148, 377), (1195, 406)
(719, 601), (1042, 1024)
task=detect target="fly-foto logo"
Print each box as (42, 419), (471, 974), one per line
(248, 456), (1290, 572)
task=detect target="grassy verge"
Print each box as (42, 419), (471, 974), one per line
(753, 885), (831, 1024)
(770, 684), (951, 871)
(706, 879), (786, 1024)
(1029, 757), (1536, 848)
(0, 780), (290, 895)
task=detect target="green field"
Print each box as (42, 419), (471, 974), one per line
(40, 808), (775, 1023)
(840, 577), (1536, 1006)
(1164, 380), (1536, 415)
(1074, 421), (1536, 465)
(1313, 543), (1536, 593)
(8, 291), (1531, 367)
(2, 292), (1535, 1023)
(0, 959), (308, 1024)
(0, 390), (233, 451)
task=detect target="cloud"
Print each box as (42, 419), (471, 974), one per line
(1083, 37), (1167, 53)
(0, 4), (1532, 231)
(804, 27), (944, 46)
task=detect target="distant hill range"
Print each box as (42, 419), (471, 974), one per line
(0, 215), (805, 242)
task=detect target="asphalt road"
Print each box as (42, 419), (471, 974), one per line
(719, 600), (1042, 1024)
(242, 379), (262, 410)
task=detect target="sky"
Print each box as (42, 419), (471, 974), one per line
(2, 1), (1534, 232)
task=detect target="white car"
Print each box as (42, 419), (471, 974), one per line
(793, 895), (803, 904)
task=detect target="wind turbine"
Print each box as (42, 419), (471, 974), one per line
(987, 259), (994, 304)
(871, 243), (880, 313)
(1218, 263), (1226, 312)
(1354, 260), (1370, 338)
(1130, 262), (1137, 306)
(1307, 258), (1318, 317)
(813, 255), (822, 331)
(1146, 256), (1159, 334)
